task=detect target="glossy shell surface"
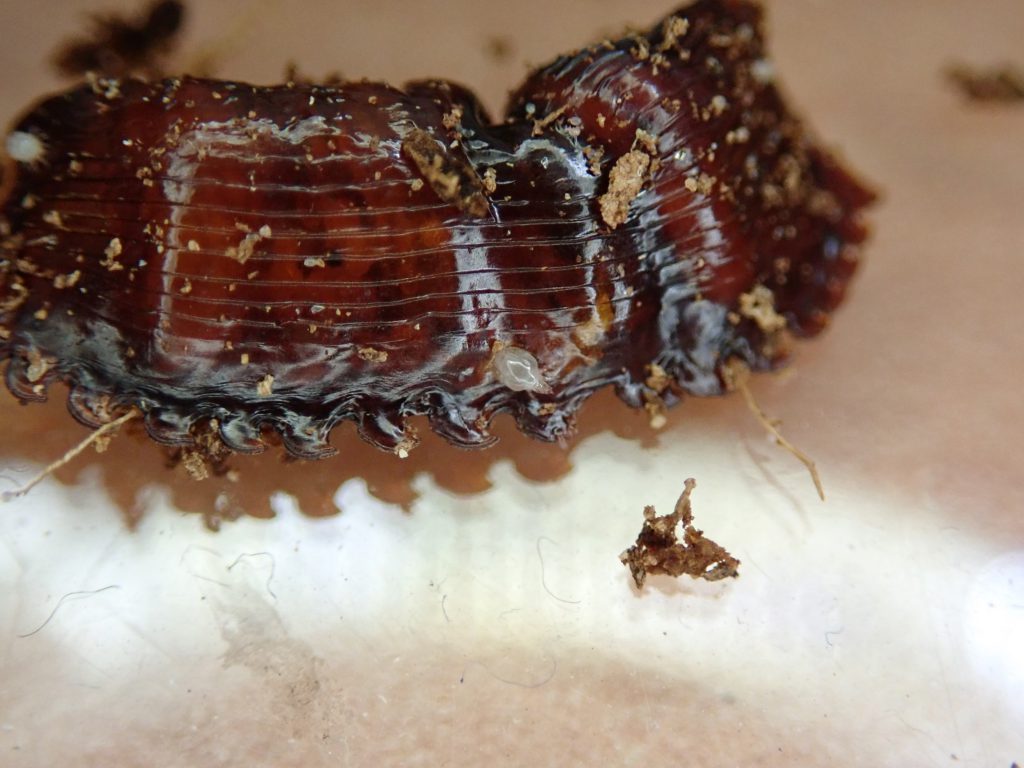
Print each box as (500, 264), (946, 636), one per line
(0, 0), (873, 458)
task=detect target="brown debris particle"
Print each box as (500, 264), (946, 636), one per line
(573, 311), (607, 350)
(401, 128), (489, 217)
(175, 421), (233, 481)
(91, 431), (115, 453)
(226, 225), (270, 265)
(598, 129), (661, 229)
(530, 104), (568, 136)
(180, 449), (211, 480)
(357, 346), (388, 363)
(25, 348), (56, 383)
(582, 145), (605, 176)
(394, 431), (419, 459)
(481, 167), (498, 195)
(599, 150), (651, 229)
(946, 63), (1024, 102)
(644, 362), (671, 393)
(738, 284), (787, 334)
(658, 16), (690, 51)
(53, 270), (81, 289)
(42, 210), (65, 229)
(620, 479), (740, 589)
(630, 36), (650, 61)
(643, 392), (668, 430)
(633, 128), (658, 156)
(684, 172), (716, 195)
(643, 363), (673, 430)
(441, 105), (464, 130)
(100, 237), (124, 271)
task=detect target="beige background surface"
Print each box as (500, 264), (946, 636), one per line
(1, 1), (1022, 766)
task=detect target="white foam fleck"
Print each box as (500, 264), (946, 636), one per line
(5, 131), (45, 164)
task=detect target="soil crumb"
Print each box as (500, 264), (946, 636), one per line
(946, 63), (1024, 103)
(620, 478), (740, 589)
(598, 130), (658, 229)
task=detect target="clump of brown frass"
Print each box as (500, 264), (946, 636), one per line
(620, 479), (740, 589)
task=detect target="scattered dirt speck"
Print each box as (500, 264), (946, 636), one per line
(620, 478), (740, 589)
(357, 346), (388, 363)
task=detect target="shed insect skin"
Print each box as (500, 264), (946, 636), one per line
(0, 0), (873, 466)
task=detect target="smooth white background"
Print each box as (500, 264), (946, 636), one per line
(1, 1), (1022, 765)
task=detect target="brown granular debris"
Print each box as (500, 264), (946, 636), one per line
(0, 278), (28, 316)
(226, 225), (271, 265)
(643, 362), (673, 429)
(683, 172), (716, 195)
(393, 432), (418, 459)
(25, 348), (56, 383)
(946, 63), (1024, 102)
(633, 128), (658, 156)
(658, 16), (690, 51)
(178, 449), (206, 479)
(441, 105), (464, 130)
(620, 478), (740, 589)
(643, 392), (669, 430)
(644, 362), (671, 393)
(599, 132), (658, 229)
(100, 236), (124, 271)
(738, 284), (787, 334)
(531, 104), (568, 136)
(53, 270), (81, 289)
(582, 145), (605, 176)
(481, 167), (498, 195)
(357, 346), (388, 363)
(173, 420), (234, 481)
(401, 128), (489, 217)
(256, 373), (274, 397)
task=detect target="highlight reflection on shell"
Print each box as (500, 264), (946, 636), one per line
(0, 0), (873, 460)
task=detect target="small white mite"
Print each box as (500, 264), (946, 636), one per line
(5, 131), (46, 165)
(492, 346), (552, 394)
(750, 59), (775, 84)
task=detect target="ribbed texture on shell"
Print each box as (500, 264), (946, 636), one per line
(0, 0), (873, 457)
